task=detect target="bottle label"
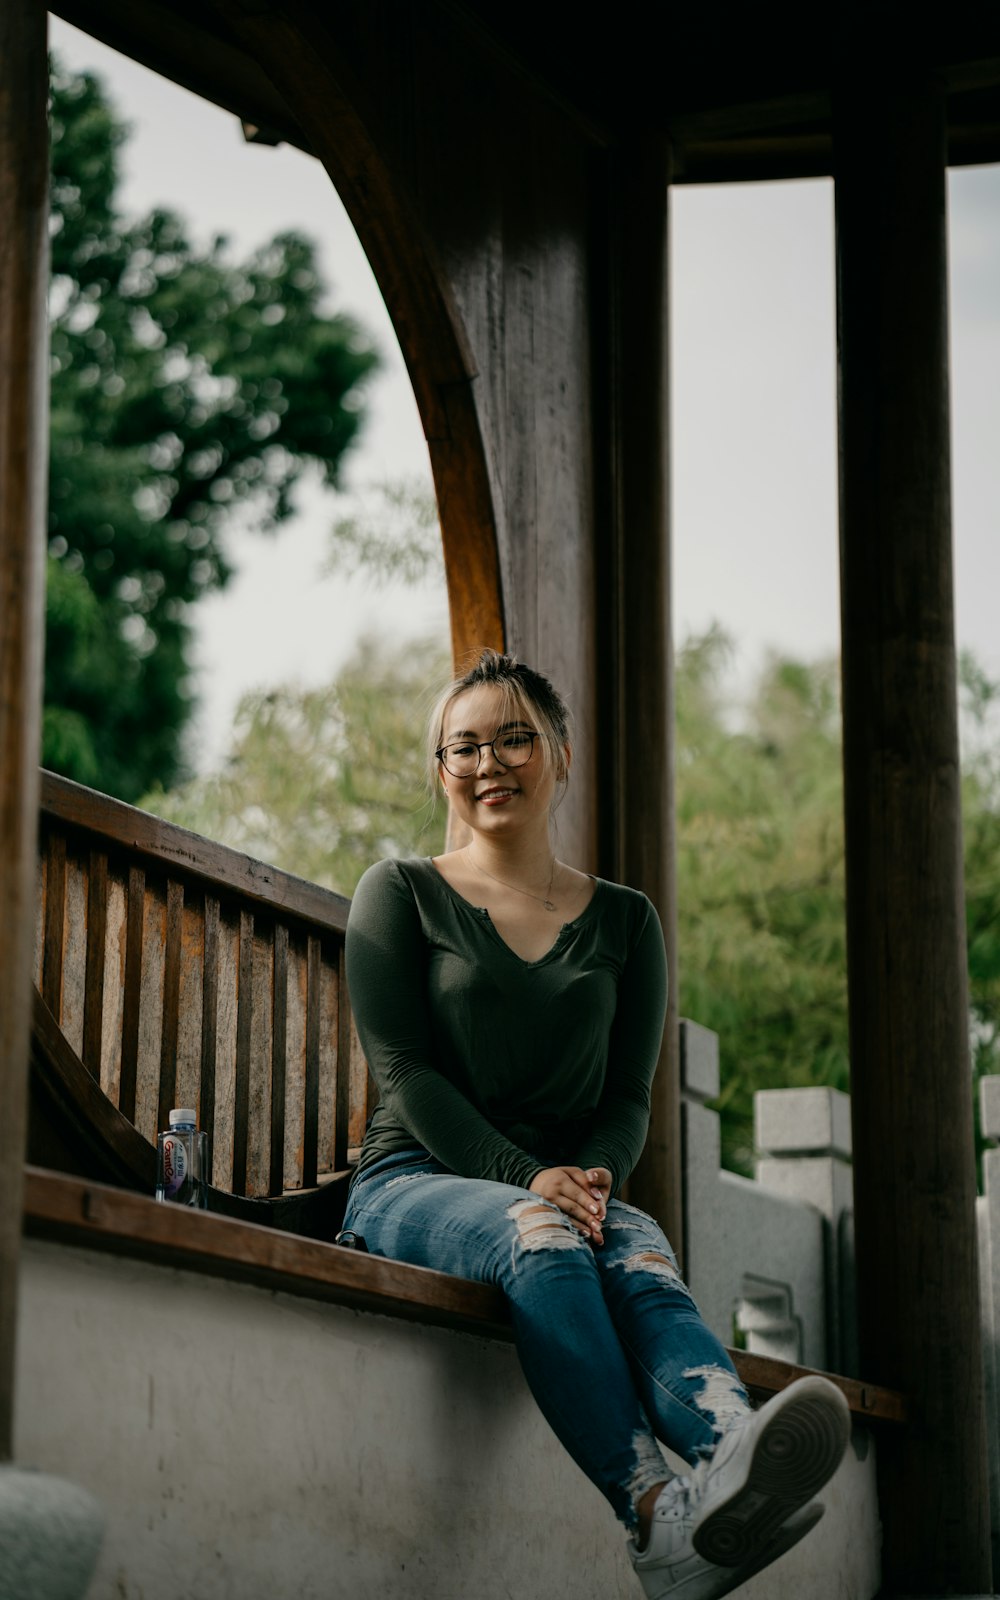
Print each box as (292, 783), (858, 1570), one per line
(161, 1134), (188, 1197)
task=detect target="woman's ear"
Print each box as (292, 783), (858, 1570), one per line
(559, 743), (573, 781)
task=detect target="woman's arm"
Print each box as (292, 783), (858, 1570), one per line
(573, 895), (668, 1193)
(345, 859), (546, 1190)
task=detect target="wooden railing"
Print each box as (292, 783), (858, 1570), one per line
(34, 771), (371, 1204)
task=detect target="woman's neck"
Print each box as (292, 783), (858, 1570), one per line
(465, 830), (556, 890)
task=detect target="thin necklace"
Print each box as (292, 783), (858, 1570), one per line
(470, 854), (558, 912)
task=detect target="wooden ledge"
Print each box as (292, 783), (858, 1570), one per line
(23, 1167), (906, 1425)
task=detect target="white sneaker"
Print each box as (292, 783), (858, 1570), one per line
(630, 1480), (824, 1600)
(689, 1374), (850, 1569)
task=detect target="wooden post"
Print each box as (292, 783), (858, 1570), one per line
(599, 136), (682, 1258)
(0, 0), (49, 1461)
(835, 74), (993, 1593)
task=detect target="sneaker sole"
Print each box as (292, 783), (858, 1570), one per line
(692, 1377), (849, 1568)
(637, 1502), (825, 1600)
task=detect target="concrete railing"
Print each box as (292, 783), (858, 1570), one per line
(682, 1018), (1000, 1575)
(681, 1019), (854, 1373)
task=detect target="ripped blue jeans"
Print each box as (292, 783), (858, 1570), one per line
(341, 1151), (750, 1528)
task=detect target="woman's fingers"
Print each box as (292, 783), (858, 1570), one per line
(528, 1166), (605, 1240)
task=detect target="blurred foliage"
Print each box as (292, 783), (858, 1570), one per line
(45, 56), (379, 800)
(325, 476), (444, 588)
(676, 628), (1000, 1176)
(142, 635), (449, 895)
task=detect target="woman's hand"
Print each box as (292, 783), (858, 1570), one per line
(528, 1165), (612, 1245)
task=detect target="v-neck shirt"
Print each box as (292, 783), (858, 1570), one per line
(345, 856), (668, 1192)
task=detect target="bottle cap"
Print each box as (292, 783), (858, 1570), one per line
(168, 1108), (197, 1127)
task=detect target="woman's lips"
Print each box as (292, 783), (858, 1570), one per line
(476, 787), (516, 805)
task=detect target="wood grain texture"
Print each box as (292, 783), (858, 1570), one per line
(200, 893), (220, 1175)
(835, 73), (991, 1592)
(134, 882), (165, 1144)
(156, 878), (184, 1131)
(303, 935), (321, 1189)
(60, 850), (87, 1056)
(41, 769), (351, 935)
(41, 832), (66, 1019)
(119, 863), (145, 1123)
(232, 908), (254, 1197)
(82, 848), (108, 1077)
(269, 924), (288, 1199)
(0, 0), (49, 1460)
(99, 869), (127, 1104)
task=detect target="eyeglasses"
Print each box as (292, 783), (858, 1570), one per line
(436, 729), (540, 777)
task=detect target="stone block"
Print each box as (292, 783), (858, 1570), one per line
(755, 1087), (852, 1158)
(980, 1075), (1000, 1142)
(680, 1018), (720, 1102)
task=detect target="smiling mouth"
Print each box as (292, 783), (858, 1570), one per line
(476, 787), (517, 803)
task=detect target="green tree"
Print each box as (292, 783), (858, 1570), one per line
(143, 635), (449, 896)
(675, 630), (849, 1172)
(45, 57), (379, 800)
(675, 630), (1000, 1175)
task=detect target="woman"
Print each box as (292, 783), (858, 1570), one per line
(342, 649), (849, 1600)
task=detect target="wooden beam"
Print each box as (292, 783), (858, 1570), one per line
(596, 136), (682, 1261)
(0, 0), (49, 1463)
(834, 71), (993, 1595)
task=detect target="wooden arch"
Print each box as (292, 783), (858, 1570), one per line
(220, 2), (505, 667)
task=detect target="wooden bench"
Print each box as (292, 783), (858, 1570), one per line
(30, 770), (374, 1237)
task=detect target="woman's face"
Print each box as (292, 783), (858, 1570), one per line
(437, 684), (566, 841)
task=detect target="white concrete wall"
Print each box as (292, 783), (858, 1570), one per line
(15, 1238), (881, 1600)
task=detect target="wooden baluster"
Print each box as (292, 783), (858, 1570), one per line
(119, 865), (145, 1123)
(156, 879), (184, 1133)
(269, 923), (288, 1197)
(334, 942), (351, 1173)
(41, 832), (67, 1021)
(303, 935), (321, 1189)
(232, 908), (254, 1197)
(82, 847), (108, 1078)
(200, 894), (220, 1183)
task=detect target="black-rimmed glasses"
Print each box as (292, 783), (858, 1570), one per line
(436, 729), (539, 777)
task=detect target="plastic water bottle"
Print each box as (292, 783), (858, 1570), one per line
(155, 1109), (208, 1208)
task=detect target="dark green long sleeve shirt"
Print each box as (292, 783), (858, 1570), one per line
(344, 857), (668, 1193)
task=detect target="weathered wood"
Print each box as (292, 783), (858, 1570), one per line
(27, 997), (349, 1240)
(156, 878), (184, 1131)
(82, 849), (109, 1077)
(200, 893), (220, 1178)
(335, 944), (352, 1172)
(835, 73), (992, 1594)
(596, 135), (682, 1262)
(41, 832), (67, 1020)
(60, 848), (87, 1056)
(99, 869), (126, 1103)
(0, 0), (48, 1462)
(233, 908), (254, 1198)
(270, 923), (289, 1198)
(41, 770), (351, 936)
(303, 935), (321, 1189)
(119, 864), (145, 1123)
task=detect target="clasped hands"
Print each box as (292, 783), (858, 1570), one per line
(528, 1165), (612, 1245)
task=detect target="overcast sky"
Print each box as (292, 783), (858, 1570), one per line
(51, 18), (1000, 773)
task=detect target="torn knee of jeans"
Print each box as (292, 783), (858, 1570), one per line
(384, 1172), (434, 1189)
(683, 1364), (751, 1435)
(616, 1250), (693, 1294)
(505, 1199), (585, 1252)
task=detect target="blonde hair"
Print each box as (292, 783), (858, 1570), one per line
(427, 649), (572, 795)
